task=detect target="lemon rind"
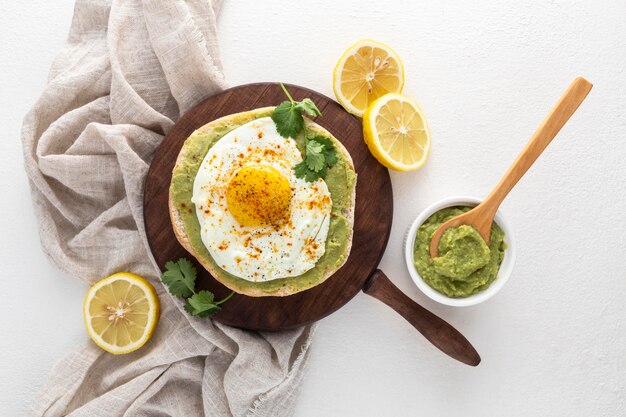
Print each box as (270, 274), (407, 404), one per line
(83, 272), (160, 355)
(363, 93), (431, 172)
(333, 39), (405, 117)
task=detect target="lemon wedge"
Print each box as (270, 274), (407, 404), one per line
(83, 272), (160, 354)
(363, 93), (431, 171)
(333, 39), (404, 117)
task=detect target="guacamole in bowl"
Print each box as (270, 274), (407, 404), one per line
(404, 196), (516, 307)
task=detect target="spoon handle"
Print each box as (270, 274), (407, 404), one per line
(482, 77), (593, 215)
(363, 269), (481, 366)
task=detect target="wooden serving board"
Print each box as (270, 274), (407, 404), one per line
(144, 83), (393, 331)
(144, 82), (481, 366)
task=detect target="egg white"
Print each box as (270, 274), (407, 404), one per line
(191, 117), (332, 282)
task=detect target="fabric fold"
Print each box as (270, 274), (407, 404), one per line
(23, 1), (313, 416)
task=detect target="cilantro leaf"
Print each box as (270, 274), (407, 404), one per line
(178, 258), (197, 285)
(295, 98), (322, 117)
(315, 164), (328, 179)
(296, 136), (337, 182)
(323, 149), (338, 166)
(310, 136), (338, 166)
(294, 160), (311, 179)
(271, 101), (304, 138)
(304, 140), (326, 171)
(271, 83), (338, 182)
(295, 160), (323, 182)
(309, 135), (333, 148)
(184, 290), (235, 317)
(306, 139), (325, 154)
(272, 84), (322, 138)
(295, 136), (339, 181)
(161, 258), (196, 298)
(161, 258), (235, 318)
(184, 291), (220, 317)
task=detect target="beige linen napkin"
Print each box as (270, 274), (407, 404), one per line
(22, 0), (314, 416)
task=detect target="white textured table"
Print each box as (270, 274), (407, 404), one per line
(2, 1), (625, 415)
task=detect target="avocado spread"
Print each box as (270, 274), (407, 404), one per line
(170, 108), (356, 294)
(413, 206), (506, 298)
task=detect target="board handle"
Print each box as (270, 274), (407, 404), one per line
(363, 269), (481, 366)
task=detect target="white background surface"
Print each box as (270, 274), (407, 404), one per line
(2, 1), (625, 416)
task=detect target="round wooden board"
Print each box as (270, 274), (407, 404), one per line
(144, 83), (393, 331)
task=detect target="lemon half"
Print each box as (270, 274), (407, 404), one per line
(333, 39), (404, 117)
(363, 93), (431, 171)
(83, 272), (160, 354)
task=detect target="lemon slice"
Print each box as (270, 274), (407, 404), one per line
(363, 93), (431, 171)
(83, 272), (160, 354)
(333, 39), (404, 117)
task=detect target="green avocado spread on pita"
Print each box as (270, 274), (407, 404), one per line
(169, 108), (356, 294)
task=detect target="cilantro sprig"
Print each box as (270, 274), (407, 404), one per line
(271, 83), (338, 182)
(271, 83), (321, 138)
(161, 258), (234, 317)
(294, 136), (338, 182)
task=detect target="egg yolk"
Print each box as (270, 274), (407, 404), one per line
(226, 165), (292, 227)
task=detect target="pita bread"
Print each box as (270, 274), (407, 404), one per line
(169, 108), (356, 296)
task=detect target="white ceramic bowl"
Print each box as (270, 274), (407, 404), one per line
(404, 196), (516, 307)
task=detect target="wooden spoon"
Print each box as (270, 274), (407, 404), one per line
(430, 77), (592, 258)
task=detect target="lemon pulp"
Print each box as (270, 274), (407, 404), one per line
(333, 39), (404, 117)
(363, 93), (431, 171)
(83, 273), (159, 354)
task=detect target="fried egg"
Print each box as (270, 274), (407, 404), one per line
(191, 117), (332, 281)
